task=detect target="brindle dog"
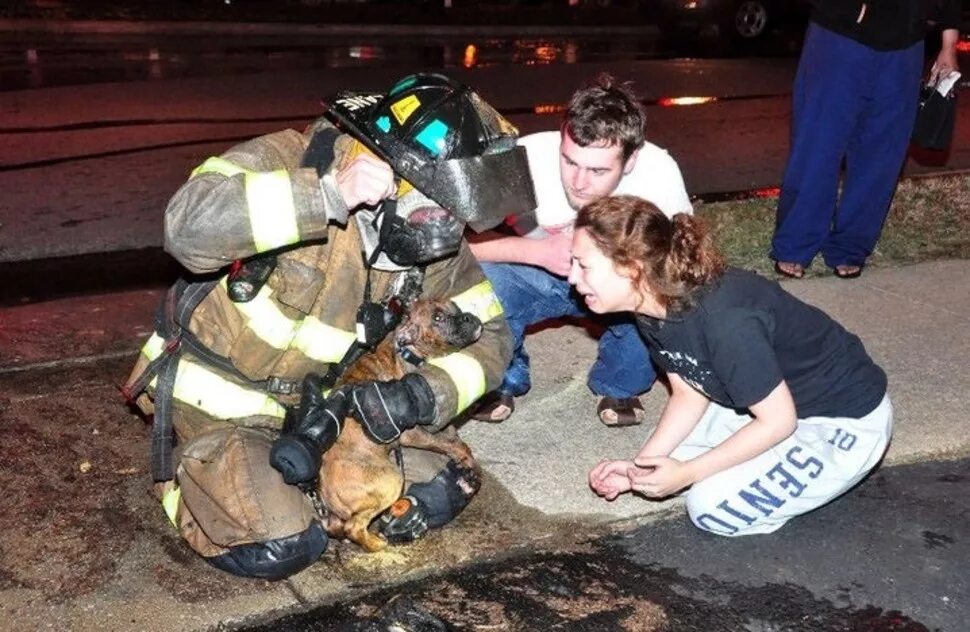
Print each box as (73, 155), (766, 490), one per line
(319, 299), (483, 552)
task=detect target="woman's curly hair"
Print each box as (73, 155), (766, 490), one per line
(575, 195), (724, 313)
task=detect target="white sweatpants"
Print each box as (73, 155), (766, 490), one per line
(670, 394), (893, 536)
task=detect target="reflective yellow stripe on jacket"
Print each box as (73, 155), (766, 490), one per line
(140, 333), (286, 420)
(161, 485), (181, 528)
(428, 280), (503, 412)
(192, 156), (300, 253)
(451, 280), (504, 324)
(428, 352), (486, 412)
(218, 278), (357, 363)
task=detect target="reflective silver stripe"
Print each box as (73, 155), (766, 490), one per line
(245, 170), (300, 252)
(220, 278), (356, 363)
(161, 485), (181, 528)
(150, 357), (286, 420)
(451, 280), (504, 323)
(427, 352), (486, 413)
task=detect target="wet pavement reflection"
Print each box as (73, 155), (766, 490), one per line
(0, 36), (645, 90)
(0, 30), (805, 92)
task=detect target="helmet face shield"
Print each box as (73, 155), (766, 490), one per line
(465, 90), (521, 152)
(420, 145), (534, 232)
(323, 74), (536, 231)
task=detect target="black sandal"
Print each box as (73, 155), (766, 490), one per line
(597, 396), (645, 427)
(833, 265), (863, 279)
(774, 261), (805, 279)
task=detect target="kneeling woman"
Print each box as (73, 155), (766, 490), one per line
(572, 195), (891, 536)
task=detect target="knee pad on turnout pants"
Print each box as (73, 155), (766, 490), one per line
(174, 426), (327, 580)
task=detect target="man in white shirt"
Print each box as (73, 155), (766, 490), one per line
(468, 74), (692, 425)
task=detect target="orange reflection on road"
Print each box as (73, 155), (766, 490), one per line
(657, 96), (718, 107)
(534, 45), (558, 63)
(463, 44), (478, 68)
(534, 104), (566, 115)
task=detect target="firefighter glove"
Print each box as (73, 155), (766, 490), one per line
(270, 379), (349, 485)
(350, 373), (435, 443)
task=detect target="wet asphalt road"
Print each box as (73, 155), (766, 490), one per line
(0, 28), (805, 93)
(3, 27), (970, 267)
(242, 457), (970, 632)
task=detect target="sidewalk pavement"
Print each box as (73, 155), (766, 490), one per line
(1, 258), (967, 630)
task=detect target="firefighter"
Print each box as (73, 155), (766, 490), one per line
(124, 73), (535, 580)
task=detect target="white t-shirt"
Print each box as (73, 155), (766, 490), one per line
(513, 131), (692, 237)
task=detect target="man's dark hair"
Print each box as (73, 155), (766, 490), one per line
(563, 73), (646, 160)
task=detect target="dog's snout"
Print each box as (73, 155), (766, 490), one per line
(461, 313), (484, 341)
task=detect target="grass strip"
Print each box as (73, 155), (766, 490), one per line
(698, 173), (970, 277)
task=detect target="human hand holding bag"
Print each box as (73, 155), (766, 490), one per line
(912, 71), (960, 151)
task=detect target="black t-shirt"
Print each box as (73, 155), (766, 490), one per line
(637, 268), (887, 419)
(810, 0), (960, 51)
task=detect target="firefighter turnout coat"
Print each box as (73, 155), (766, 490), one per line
(125, 118), (512, 562)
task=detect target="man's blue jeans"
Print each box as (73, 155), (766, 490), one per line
(481, 262), (656, 399)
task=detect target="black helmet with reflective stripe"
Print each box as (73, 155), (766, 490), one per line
(323, 73), (536, 231)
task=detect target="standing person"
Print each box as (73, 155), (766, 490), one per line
(771, 0), (961, 280)
(123, 73), (536, 579)
(468, 74), (692, 426)
(573, 195), (892, 536)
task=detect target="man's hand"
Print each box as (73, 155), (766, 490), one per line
(335, 153), (397, 209)
(350, 373), (436, 444)
(528, 232), (572, 277)
(588, 459), (635, 500)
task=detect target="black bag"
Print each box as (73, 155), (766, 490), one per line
(911, 82), (957, 151)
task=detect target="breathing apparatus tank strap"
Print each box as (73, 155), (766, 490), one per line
(127, 277), (295, 481)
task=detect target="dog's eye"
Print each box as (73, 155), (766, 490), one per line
(433, 310), (444, 323)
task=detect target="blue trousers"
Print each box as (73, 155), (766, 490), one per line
(771, 23), (924, 268)
(480, 262), (656, 399)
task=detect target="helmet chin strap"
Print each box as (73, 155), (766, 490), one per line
(373, 198), (398, 266)
(355, 203), (410, 273)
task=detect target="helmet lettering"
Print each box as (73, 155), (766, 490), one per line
(335, 94), (382, 112)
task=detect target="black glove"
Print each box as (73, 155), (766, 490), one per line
(350, 373), (435, 444)
(270, 376), (348, 485)
(378, 460), (481, 544)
